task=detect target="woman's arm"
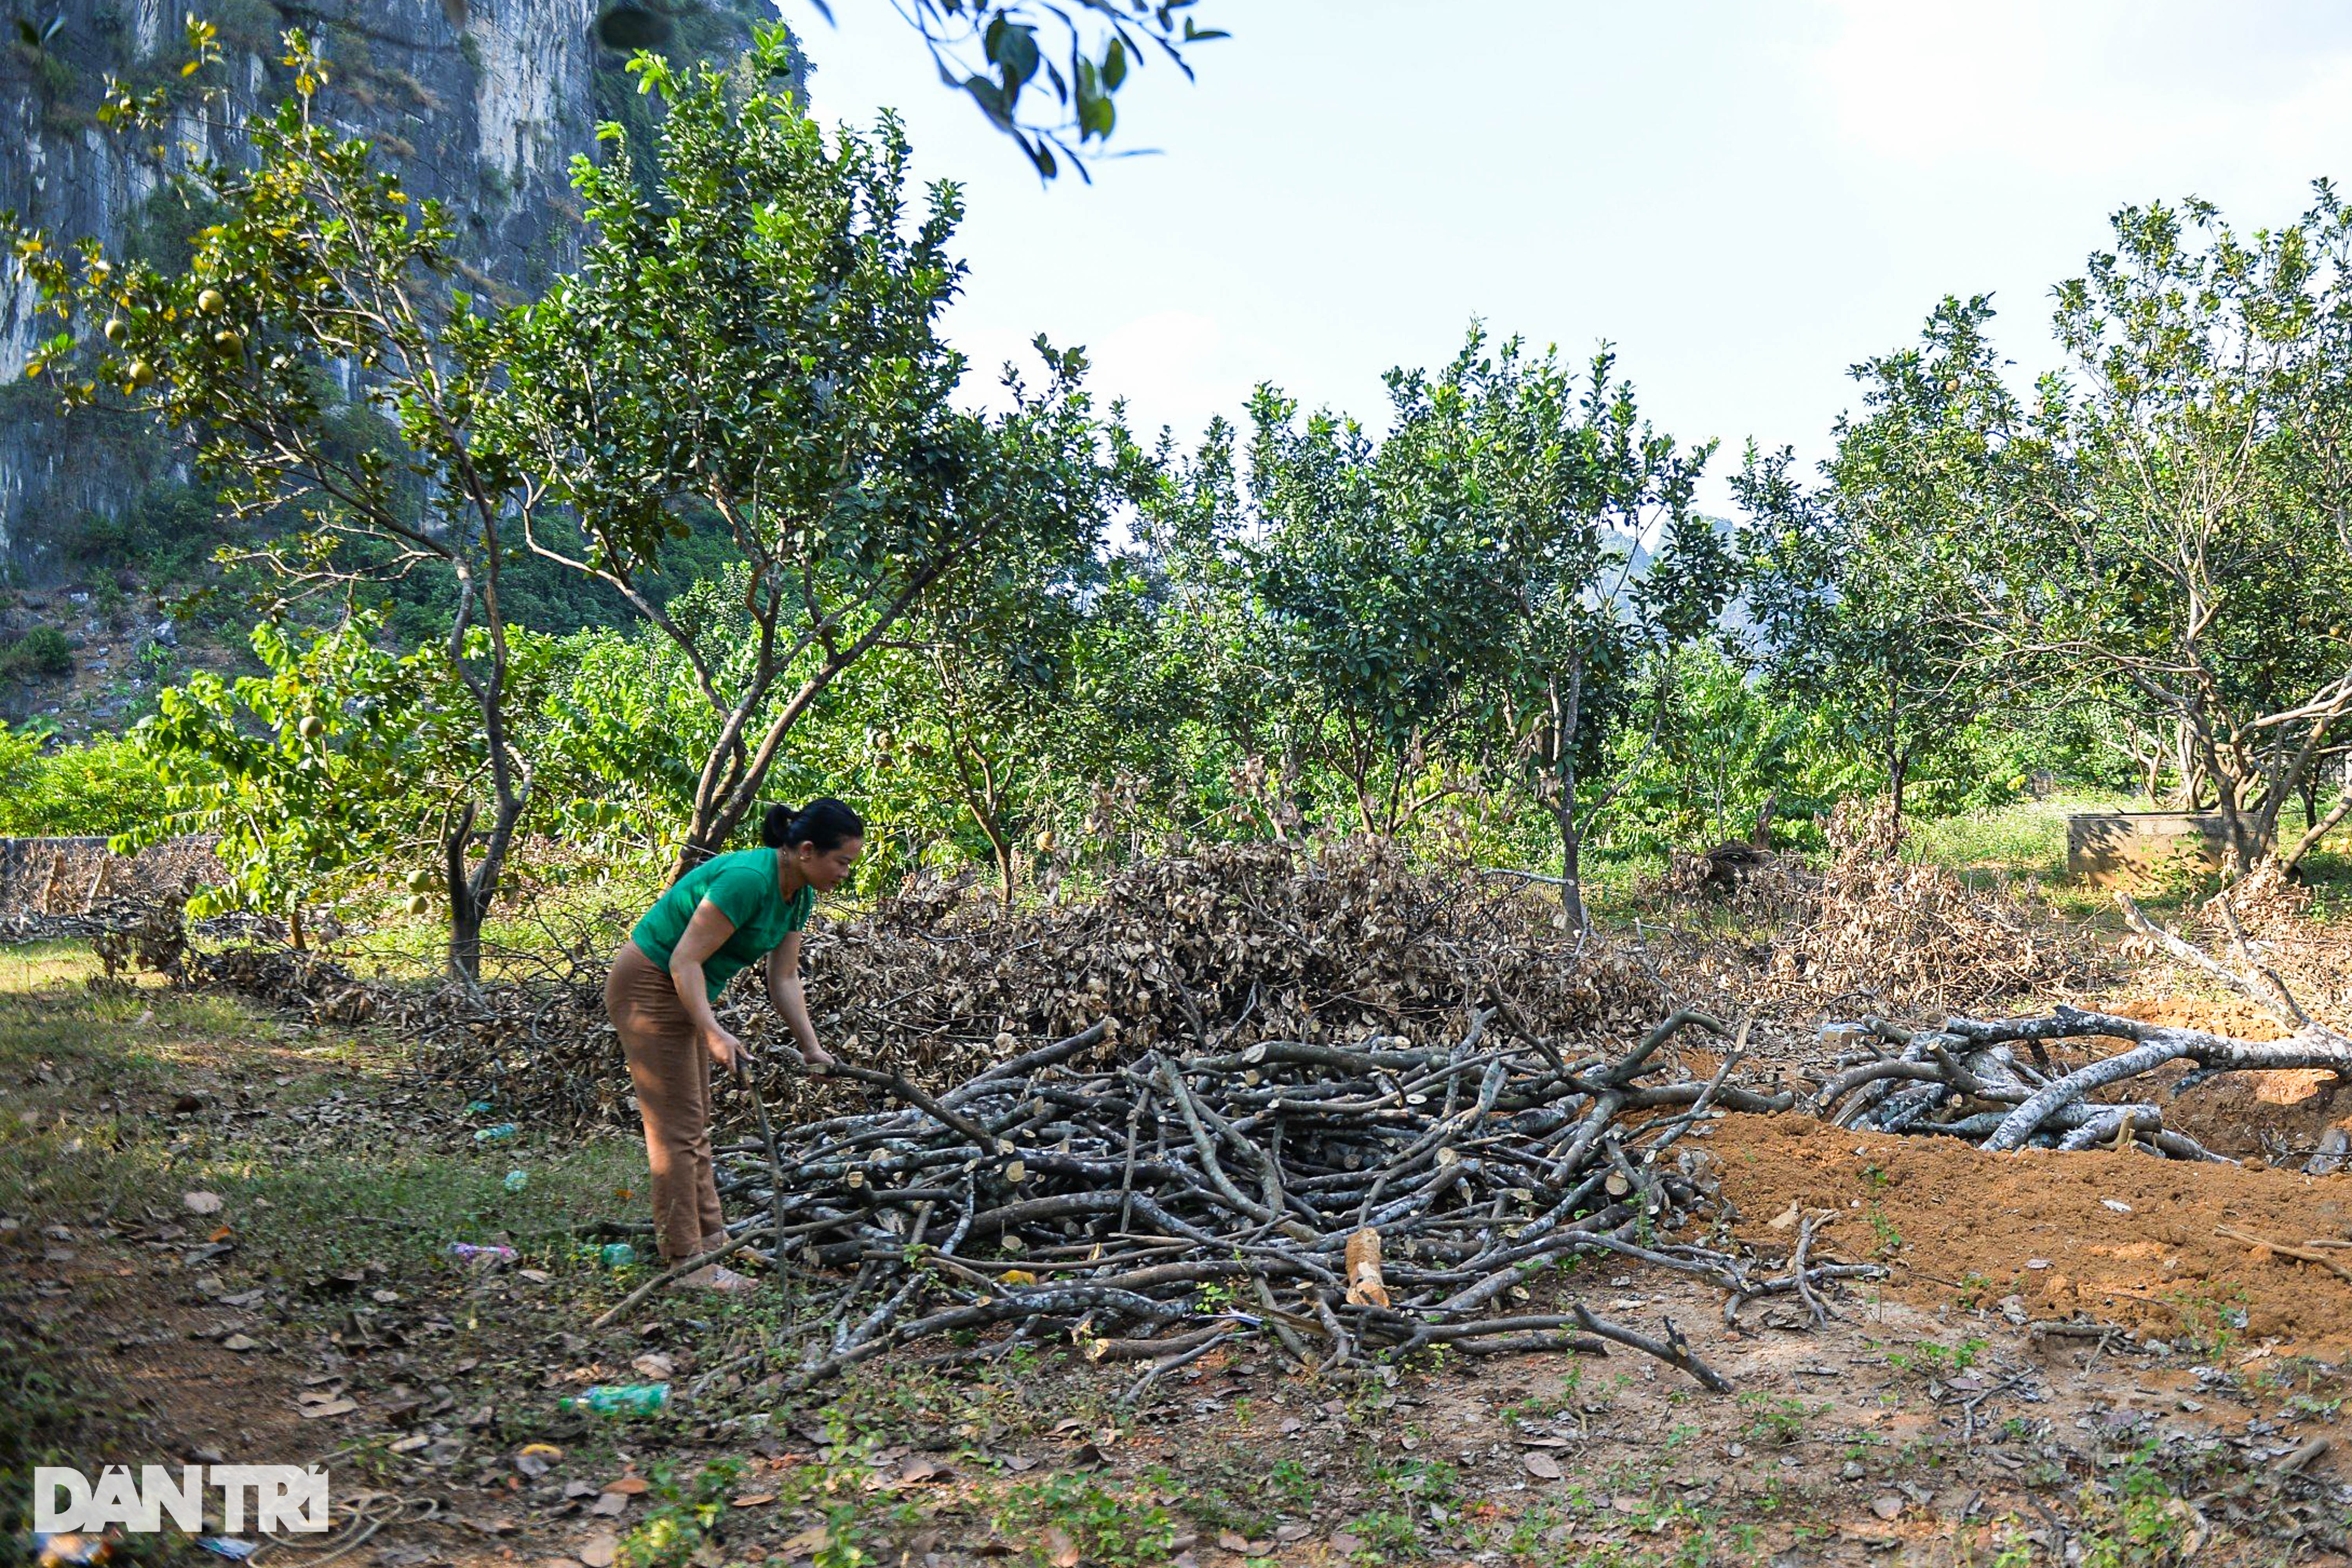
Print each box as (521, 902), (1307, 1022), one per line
(668, 899), (744, 1070)
(765, 933), (835, 1070)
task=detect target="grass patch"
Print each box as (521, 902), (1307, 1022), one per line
(0, 941), (642, 1276)
(1904, 789), (2140, 877)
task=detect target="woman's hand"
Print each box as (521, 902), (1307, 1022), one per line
(702, 1025), (744, 1073)
(797, 1041), (838, 1073)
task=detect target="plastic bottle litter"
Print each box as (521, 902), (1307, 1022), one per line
(472, 1123), (518, 1145)
(503, 1169), (528, 1193)
(464, 1099), (495, 1115)
(575, 1242), (637, 1268)
(445, 1241), (518, 1264)
(558, 1382), (670, 1416)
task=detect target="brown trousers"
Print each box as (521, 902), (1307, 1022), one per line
(606, 942), (728, 1262)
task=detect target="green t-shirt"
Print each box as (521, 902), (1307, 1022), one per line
(630, 849), (815, 1003)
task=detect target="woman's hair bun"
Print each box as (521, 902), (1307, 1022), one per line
(762, 797), (864, 851)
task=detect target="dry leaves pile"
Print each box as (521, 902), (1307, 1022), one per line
(451, 839), (1669, 1131)
(0, 833), (218, 934)
(1768, 799), (2087, 1013)
(1648, 799), (2095, 1022)
(125, 840), (1670, 1136)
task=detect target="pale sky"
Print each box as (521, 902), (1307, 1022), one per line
(777, 1), (2352, 513)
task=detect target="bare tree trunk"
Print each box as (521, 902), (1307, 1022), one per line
(1548, 663), (1588, 933)
(443, 802), (489, 985)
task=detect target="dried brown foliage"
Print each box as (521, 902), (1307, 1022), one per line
(1762, 799), (2090, 1014)
(1641, 799), (2096, 1025)
(419, 839), (1669, 1131)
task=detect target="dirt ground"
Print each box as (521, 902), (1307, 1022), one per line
(8, 955), (2352, 1567)
(1706, 1111), (2352, 1352)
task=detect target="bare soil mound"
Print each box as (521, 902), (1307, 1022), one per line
(2079, 996), (2349, 1162)
(1706, 1111), (2352, 1354)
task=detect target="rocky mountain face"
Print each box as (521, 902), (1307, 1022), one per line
(0, 0), (783, 585)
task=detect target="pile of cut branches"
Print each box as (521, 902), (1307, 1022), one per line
(1811, 897), (2352, 1164)
(426, 840), (1670, 1132)
(624, 1008), (1875, 1401)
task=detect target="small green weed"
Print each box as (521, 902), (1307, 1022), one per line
(2077, 1451), (2200, 1568)
(1885, 1336), (1985, 1379)
(2161, 1284), (2249, 1359)
(617, 1459), (742, 1568)
(989, 1474), (1178, 1567)
(1736, 1391), (1820, 1447)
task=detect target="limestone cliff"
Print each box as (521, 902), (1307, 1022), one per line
(0, 0), (785, 583)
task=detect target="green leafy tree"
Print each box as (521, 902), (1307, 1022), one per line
(496, 30), (1129, 876)
(1987, 191), (2352, 873)
(1123, 417), (1312, 842)
(5, 27), (548, 980)
(1735, 296), (2014, 829)
(1470, 336), (1728, 929)
(0, 727), (167, 838)
(118, 615), (461, 946)
(1240, 379), (1519, 836)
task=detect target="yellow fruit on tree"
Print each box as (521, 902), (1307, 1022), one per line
(125, 358), (154, 388)
(103, 318), (127, 344)
(198, 287), (226, 315)
(297, 715), (324, 741)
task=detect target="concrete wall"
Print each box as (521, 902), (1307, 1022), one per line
(2065, 812), (2227, 886)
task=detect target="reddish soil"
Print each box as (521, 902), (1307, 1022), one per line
(1705, 1111), (2352, 1354)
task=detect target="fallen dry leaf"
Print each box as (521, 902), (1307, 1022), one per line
(578, 1532), (619, 1568)
(603, 1476), (650, 1495)
(1043, 1526), (1080, 1568)
(1872, 1495), (1904, 1520)
(1524, 1451), (1564, 1480)
(730, 1493), (777, 1508)
(183, 1191), (223, 1216)
(220, 1334), (260, 1353)
(297, 1398), (358, 1419)
(588, 1492), (627, 1518)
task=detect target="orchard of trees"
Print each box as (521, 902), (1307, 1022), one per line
(6, 21), (2352, 977)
